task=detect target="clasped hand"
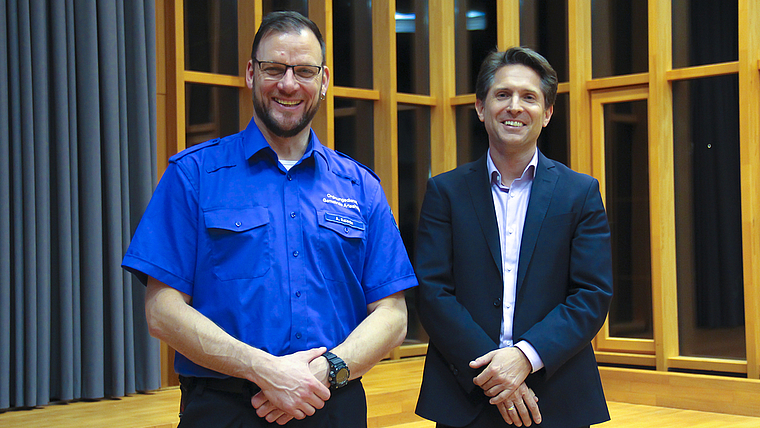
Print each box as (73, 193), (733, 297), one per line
(250, 347), (331, 425)
(470, 347), (542, 426)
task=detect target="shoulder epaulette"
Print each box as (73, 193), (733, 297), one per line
(169, 138), (221, 162)
(333, 150), (380, 182)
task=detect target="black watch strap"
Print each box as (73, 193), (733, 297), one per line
(323, 351), (350, 389)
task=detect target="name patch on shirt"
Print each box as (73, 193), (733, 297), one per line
(325, 213), (365, 231)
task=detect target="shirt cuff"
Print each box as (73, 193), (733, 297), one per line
(515, 341), (544, 373)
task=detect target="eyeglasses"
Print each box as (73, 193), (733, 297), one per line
(254, 59), (323, 82)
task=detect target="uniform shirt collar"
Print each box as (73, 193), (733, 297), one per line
(242, 118), (330, 167)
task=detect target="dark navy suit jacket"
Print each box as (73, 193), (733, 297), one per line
(415, 151), (613, 428)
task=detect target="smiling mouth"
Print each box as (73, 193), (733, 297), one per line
(504, 120), (525, 127)
(275, 98), (302, 107)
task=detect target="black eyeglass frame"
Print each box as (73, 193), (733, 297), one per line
(253, 59), (324, 81)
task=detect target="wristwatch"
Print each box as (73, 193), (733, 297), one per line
(323, 351), (350, 389)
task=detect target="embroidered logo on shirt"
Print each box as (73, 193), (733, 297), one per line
(322, 193), (361, 212)
(325, 213), (365, 231)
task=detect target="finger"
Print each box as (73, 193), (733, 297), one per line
(524, 393), (542, 425)
(514, 400), (532, 427)
(295, 346), (328, 362)
(275, 414), (295, 425)
(265, 409), (285, 423)
(313, 384), (332, 402)
(254, 400), (276, 418)
(497, 403), (514, 425)
(507, 403), (523, 427)
(469, 350), (495, 369)
(489, 386), (519, 405)
(250, 391), (267, 409)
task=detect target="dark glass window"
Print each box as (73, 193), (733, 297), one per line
(454, 0), (497, 95)
(396, 0), (430, 94)
(539, 92), (569, 167)
(333, 0), (373, 89)
(455, 104), (489, 165)
(185, 0), (239, 76)
(397, 104), (431, 344)
(672, 0), (738, 68)
(673, 75), (745, 359)
(591, 0), (648, 78)
(520, 0), (569, 83)
(262, 0), (308, 16)
(334, 98), (374, 168)
(185, 83), (240, 147)
(604, 100), (653, 339)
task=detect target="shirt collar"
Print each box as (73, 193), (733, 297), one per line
(241, 118), (330, 167)
(487, 147), (539, 188)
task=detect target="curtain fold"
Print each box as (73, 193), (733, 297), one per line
(0, 0), (160, 410)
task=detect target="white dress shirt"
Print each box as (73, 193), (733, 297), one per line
(487, 148), (544, 373)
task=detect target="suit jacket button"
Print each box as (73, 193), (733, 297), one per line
(449, 364), (459, 376)
(493, 298), (502, 307)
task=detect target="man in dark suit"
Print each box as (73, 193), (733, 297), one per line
(415, 47), (613, 428)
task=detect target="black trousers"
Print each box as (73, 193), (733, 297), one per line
(178, 376), (367, 428)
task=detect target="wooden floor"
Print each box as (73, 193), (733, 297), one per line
(3, 357), (760, 427)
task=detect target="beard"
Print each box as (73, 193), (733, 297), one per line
(253, 91), (322, 138)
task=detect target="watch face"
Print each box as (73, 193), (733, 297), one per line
(335, 367), (349, 385)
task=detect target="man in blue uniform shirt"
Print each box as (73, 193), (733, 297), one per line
(122, 11), (417, 427)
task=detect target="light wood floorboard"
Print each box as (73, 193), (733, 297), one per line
(2, 357), (760, 427)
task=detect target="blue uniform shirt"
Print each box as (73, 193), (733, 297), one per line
(122, 119), (417, 378)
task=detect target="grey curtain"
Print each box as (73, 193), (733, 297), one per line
(0, 0), (160, 409)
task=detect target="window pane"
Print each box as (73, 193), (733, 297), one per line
(673, 75), (745, 360)
(591, 0), (648, 78)
(539, 92), (569, 167)
(333, 0), (373, 89)
(455, 104), (489, 165)
(262, 0), (308, 16)
(334, 98), (374, 168)
(185, 0), (239, 76)
(185, 83), (240, 147)
(454, 0), (497, 95)
(520, 0), (569, 83)
(398, 104), (431, 344)
(603, 100), (653, 339)
(397, 0), (430, 95)
(672, 0), (737, 68)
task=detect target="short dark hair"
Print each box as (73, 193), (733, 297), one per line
(475, 47), (558, 108)
(250, 11), (326, 65)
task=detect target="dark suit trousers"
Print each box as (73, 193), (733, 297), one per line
(178, 376), (367, 428)
(435, 403), (590, 428)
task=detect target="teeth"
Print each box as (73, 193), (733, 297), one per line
(276, 99), (301, 106)
(504, 120), (524, 127)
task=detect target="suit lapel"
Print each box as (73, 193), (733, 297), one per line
(466, 154), (503, 276)
(516, 152), (558, 294)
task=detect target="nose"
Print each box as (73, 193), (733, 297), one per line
(506, 94), (523, 113)
(277, 68), (300, 92)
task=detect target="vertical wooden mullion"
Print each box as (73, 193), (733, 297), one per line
(237, 1), (256, 132)
(496, 0), (520, 50)
(738, 0), (760, 379)
(429, 0), (457, 175)
(567, 0), (592, 175)
(173, 0), (186, 154)
(648, 0), (678, 372)
(309, 0), (335, 149)
(372, 0), (399, 215)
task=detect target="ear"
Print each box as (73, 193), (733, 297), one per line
(245, 60), (255, 89)
(475, 99), (486, 122)
(320, 65), (330, 98)
(542, 104), (554, 127)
